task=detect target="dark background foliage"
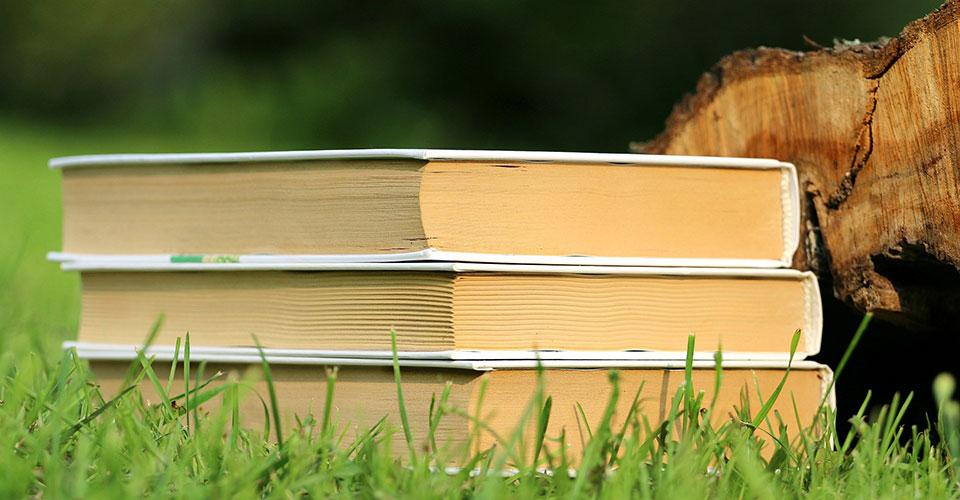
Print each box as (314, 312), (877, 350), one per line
(0, 0), (941, 149)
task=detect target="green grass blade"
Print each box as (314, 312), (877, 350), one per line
(819, 312), (872, 411)
(751, 328), (801, 429)
(609, 381), (645, 467)
(427, 381), (453, 455)
(253, 334), (284, 448)
(533, 396), (552, 466)
(136, 351), (172, 412)
(184, 332), (191, 434)
(389, 329), (416, 461)
(164, 337), (182, 394)
(62, 384), (138, 441)
(708, 347), (723, 415)
(121, 314), (165, 387)
(167, 371), (225, 402)
(321, 367), (338, 439)
(684, 334), (696, 433)
(576, 402), (593, 441)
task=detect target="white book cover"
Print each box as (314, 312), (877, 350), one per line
(66, 342), (836, 410)
(65, 340), (827, 372)
(70, 349), (837, 422)
(50, 149), (800, 268)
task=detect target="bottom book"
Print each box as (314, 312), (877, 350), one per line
(78, 347), (833, 464)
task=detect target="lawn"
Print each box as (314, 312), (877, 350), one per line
(1, 122), (958, 498)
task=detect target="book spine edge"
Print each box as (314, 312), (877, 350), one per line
(780, 163), (801, 267)
(802, 272), (824, 358)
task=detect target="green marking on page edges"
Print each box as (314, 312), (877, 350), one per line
(170, 255), (240, 264)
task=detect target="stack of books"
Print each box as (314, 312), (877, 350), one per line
(50, 149), (831, 458)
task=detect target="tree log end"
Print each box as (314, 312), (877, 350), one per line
(637, 0), (960, 329)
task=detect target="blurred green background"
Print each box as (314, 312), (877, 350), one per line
(0, 0), (942, 353)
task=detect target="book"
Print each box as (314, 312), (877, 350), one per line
(61, 260), (822, 359)
(77, 348), (832, 462)
(51, 149), (799, 268)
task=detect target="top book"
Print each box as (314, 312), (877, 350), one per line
(52, 149), (799, 267)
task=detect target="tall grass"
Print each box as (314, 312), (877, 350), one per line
(0, 314), (958, 497)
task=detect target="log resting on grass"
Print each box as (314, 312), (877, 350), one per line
(636, 0), (960, 330)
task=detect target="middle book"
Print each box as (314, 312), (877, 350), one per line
(66, 261), (821, 361)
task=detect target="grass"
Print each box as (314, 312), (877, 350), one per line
(1, 122), (959, 497)
(2, 314), (959, 498)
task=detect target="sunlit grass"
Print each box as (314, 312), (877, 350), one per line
(0, 308), (957, 497)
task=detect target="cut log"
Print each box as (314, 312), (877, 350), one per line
(637, 0), (960, 330)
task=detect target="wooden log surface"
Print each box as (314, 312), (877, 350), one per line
(637, 0), (960, 330)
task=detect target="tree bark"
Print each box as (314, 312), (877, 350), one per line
(636, 0), (960, 330)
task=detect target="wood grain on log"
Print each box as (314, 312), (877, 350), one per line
(637, 1), (960, 330)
